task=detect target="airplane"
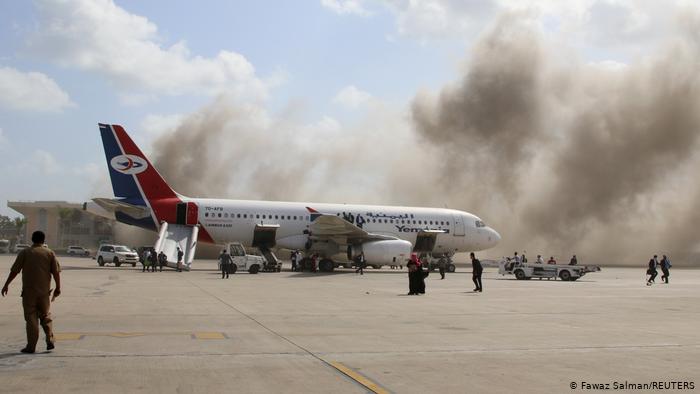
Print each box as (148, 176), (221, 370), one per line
(88, 123), (501, 271)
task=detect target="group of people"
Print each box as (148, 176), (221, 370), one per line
(141, 246), (184, 272)
(141, 249), (168, 272)
(290, 250), (320, 272)
(506, 252), (579, 268)
(405, 252), (482, 294)
(646, 254), (672, 286)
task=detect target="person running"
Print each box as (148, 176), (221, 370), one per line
(660, 254), (671, 284)
(471, 252), (483, 292)
(646, 255), (658, 286)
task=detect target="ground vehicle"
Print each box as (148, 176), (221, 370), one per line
(498, 259), (601, 281)
(67, 246), (91, 256)
(225, 243), (281, 274)
(0, 239), (9, 254)
(96, 244), (139, 267)
(13, 243), (29, 253)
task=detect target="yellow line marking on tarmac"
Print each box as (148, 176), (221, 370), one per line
(54, 332), (228, 340)
(55, 333), (84, 341)
(192, 332), (227, 339)
(329, 361), (389, 394)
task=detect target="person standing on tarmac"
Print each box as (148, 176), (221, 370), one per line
(1, 231), (61, 353)
(646, 255), (658, 286)
(142, 249), (151, 272)
(660, 254), (671, 284)
(219, 249), (232, 279)
(157, 251), (167, 271)
(176, 247), (184, 272)
(471, 252), (483, 292)
(290, 250), (298, 272)
(438, 256), (447, 280)
(149, 250), (158, 272)
(355, 252), (366, 275)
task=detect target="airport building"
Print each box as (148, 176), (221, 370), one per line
(7, 201), (115, 250)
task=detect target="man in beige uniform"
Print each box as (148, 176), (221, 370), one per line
(2, 231), (61, 353)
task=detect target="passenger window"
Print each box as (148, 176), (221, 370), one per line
(218, 213), (222, 218)
(275, 215), (278, 219)
(294, 216), (297, 220)
(224, 213), (228, 218)
(287, 216), (291, 220)
(243, 214), (247, 218)
(256, 214), (260, 219)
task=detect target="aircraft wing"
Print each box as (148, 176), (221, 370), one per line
(309, 214), (398, 243)
(92, 198), (152, 219)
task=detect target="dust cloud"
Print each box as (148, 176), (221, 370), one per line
(151, 12), (700, 266)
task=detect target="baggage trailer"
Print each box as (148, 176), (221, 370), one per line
(498, 260), (600, 281)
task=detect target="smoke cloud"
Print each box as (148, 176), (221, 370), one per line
(150, 11), (700, 266)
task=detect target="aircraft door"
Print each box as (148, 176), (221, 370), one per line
(452, 214), (465, 236)
(186, 202), (198, 226)
(176, 203), (187, 225)
(176, 202), (199, 226)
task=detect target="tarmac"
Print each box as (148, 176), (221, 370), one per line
(0, 255), (698, 393)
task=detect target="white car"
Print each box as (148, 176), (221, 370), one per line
(13, 243), (30, 253)
(66, 246), (91, 256)
(96, 244), (139, 267)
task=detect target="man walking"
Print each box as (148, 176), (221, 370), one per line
(471, 252), (483, 292)
(438, 256), (447, 280)
(2, 231), (61, 353)
(157, 250), (167, 271)
(219, 249), (232, 279)
(355, 252), (366, 275)
(142, 248), (151, 272)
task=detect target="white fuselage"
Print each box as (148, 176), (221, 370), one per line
(192, 198), (501, 255)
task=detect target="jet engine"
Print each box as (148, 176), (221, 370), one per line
(348, 240), (412, 264)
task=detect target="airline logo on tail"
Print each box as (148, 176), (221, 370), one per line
(110, 154), (148, 175)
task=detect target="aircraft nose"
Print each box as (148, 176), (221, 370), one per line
(486, 227), (501, 247)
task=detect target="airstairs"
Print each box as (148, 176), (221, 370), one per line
(154, 222), (198, 271)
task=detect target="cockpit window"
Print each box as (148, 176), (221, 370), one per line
(475, 220), (486, 228)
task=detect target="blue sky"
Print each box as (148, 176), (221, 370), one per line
(0, 0), (690, 217)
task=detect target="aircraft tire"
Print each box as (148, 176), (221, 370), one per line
(319, 259), (334, 272)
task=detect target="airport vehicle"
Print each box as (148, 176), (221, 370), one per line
(0, 239), (9, 254)
(225, 242), (281, 274)
(66, 245), (91, 256)
(86, 124), (501, 271)
(96, 244), (139, 267)
(498, 259), (601, 281)
(13, 243), (29, 253)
